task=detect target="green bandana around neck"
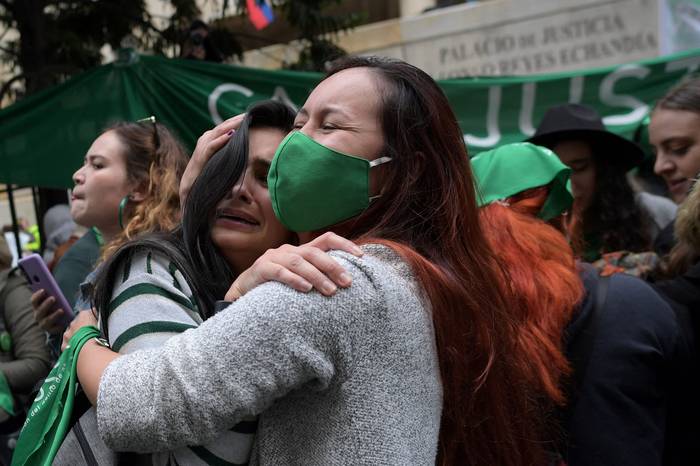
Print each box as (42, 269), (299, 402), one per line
(471, 142), (573, 220)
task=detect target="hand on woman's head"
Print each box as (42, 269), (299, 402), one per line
(225, 232), (363, 301)
(180, 114), (245, 208)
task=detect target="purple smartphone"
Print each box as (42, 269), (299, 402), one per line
(18, 253), (74, 327)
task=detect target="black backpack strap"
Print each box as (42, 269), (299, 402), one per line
(555, 273), (610, 462)
(73, 417), (99, 466)
(569, 275), (609, 396)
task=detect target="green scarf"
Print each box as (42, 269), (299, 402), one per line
(12, 325), (101, 466)
(0, 371), (14, 416)
(471, 142), (573, 220)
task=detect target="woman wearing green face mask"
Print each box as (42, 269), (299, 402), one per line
(64, 57), (565, 466)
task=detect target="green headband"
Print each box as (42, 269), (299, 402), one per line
(471, 142), (573, 220)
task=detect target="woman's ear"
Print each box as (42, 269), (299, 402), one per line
(128, 180), (149, 203)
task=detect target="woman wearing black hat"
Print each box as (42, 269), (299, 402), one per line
(529, 103), (677, 262)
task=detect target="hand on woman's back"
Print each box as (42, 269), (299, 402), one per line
(226, 232), (363, 301)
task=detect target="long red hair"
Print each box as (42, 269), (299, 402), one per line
(326, 57), (579, 465)
(480, 188), (583, 404)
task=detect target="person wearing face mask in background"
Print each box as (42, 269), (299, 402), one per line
(529, 104), (677, 264)
(30, 119), (189, 356)
(63, 56), (575, 466)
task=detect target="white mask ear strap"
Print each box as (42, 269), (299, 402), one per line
(368, 157), (392, 201)
(369, 156), (392, 168)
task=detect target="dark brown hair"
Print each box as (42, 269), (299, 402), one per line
(656, 76), (700, 114)
(538, 136), (652, 257)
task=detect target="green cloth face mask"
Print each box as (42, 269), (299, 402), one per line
(471, 142), (573, 220)
(268, 131), (392, 232)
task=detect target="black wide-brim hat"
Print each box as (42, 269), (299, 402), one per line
(526, 103), (644, 171)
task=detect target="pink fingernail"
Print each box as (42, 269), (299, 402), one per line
(227, 130), (235, 136)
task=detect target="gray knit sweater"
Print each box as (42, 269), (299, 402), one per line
(96, 245), (442, 465)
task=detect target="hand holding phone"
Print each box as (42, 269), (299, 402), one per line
(19, 254), (74, 330)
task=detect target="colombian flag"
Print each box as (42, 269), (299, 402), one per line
(247, 0), (275, 30)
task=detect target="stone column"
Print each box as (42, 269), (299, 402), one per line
(400, 0), (435, 17)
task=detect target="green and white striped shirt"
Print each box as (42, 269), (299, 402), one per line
(102, 251), (257, 466)
(53, 251), (257, 466)
(106, 250), (201, 352)
(105, 250), (256, 466)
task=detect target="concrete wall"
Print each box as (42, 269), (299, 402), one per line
(242, 0), (661, 78)
(0, 189), (38, 229)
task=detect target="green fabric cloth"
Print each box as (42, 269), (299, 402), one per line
(268, 131), (391, 232)
(471, 142), (574, 220)
(11, 325), (100, 466)
(0, 371), (14, 416)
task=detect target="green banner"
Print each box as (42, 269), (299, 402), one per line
(1, 48), (700, 188)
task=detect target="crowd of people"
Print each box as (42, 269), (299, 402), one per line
(0, 55), (698, 465)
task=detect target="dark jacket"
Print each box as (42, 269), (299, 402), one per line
(652, 260), (700, 466)
(49, 229), (101, 356)
(565, 266), (695, 466)
(54, 228), (101, 310)
(652, 260), (700, 316)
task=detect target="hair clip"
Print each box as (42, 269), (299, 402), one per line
(136, 115), (160, 151)
(136, 115), (156, 124)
